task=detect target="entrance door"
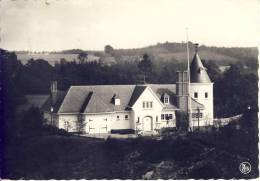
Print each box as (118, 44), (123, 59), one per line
(143, 116), (152, 131)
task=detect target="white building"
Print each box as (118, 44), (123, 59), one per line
(42, 47), (214, 134)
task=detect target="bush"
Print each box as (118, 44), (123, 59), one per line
(160, 127), (177, 136)
(175, 111), (188, 130)
(42, 125), (71, 136)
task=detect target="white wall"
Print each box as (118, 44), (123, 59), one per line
(190, 83), (214, 126)
(132, 87), (164, 133)
(58, 114), (78, 132)
(160, 111), (176, 129)
(84, 112), (131, 134)
(110, 112), (131, 130)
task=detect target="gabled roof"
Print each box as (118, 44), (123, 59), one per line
(190, 52), (211, 83)
(58, 84), (205, 114)
(127, 85), (147, 107)
(41, 91), (66, 113)
(58, 85), (136, 114)
(191, 98), (205, 110)
(17, 94), (49, 114)
(149, 84), (178, 110)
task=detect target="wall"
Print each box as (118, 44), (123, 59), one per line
(132, 87), (176, 133)
(58, 114), (78, 132)
(160, 111), (176, 128)
(190, 83), (214, 126)
(84, 112), (131, 134)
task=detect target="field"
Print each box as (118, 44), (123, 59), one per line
(156, 50), (238, 62)
(17, 53), (100, 66)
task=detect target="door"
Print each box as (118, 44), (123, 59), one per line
(88, 119), (108, 134)
(143, 116), (153, 131)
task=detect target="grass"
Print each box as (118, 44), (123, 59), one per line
(2, 128), (259, 179)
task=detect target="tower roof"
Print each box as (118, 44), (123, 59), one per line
(190, 44), (211, 83)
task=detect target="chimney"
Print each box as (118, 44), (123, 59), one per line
(50, 81), (58, 106)
(176, 71), (189, 111)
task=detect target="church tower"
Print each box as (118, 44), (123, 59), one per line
(189, 44), (214, 128)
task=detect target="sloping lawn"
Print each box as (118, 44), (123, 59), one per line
(3, 129), (258, 179)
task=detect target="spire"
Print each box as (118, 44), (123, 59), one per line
(190, 44), (211, 83)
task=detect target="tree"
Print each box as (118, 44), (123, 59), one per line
(159, 66), (171, 83)
(214, 63), (258, 117)
(20, 59), (54, 94)
(76, 115), (86, 135)
(1, 49), (25, 140)
(175, 111), (188, 131)
(20, 106), (44, 136)
(138, 53), (153, 83)
(202, 60), (221, 82)
(77, 52), (88, 64)
(104, 45), (114, 54)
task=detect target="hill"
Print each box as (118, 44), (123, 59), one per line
(112, 42), (257, 64)
(15, 42), (258, 66)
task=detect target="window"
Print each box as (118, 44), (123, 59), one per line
(164, 97), (169, 104)
(194, 92), (198, 98)
(156, 116), (158, 122)
(205, 92), (208, 98)
(192, 113), (203, 118)
(169, 114), (173, 119)
(143, 101), (153, 109)
(161, 114), (165, 120)
(117, 115), (120, 119)
(125, 115), (129, 120)
(136, 117), (140, 123)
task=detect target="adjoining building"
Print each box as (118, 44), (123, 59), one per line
(42, 45), (214, 134)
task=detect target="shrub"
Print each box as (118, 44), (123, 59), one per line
(175, 111), (188, 130)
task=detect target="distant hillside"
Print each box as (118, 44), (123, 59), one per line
(16, 53), (100, 66)
(112, 42), (258, 64)
(15, 42), (258, 66)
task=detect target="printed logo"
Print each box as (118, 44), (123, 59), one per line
(239, 162), (251, 174)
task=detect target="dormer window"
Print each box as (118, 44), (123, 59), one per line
(115, 98), (120, 105)
(162, 93), (170, 104)
(164, 96), (169, 104)
(112, 94), (120, 106)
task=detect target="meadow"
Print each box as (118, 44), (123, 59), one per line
(17, 53), (99, 66)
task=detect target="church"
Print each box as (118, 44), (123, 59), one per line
(42, 45), (214, 134)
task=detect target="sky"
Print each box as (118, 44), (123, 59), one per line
(0, 0), (259, 51)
